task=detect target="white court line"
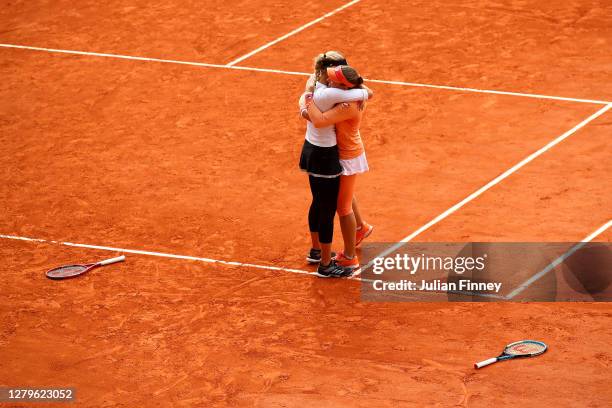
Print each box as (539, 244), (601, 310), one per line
(0, 233), (512, 297)
(505, 219), (611, 299)
(1, 43), (610, 105)
(225, 0), (362, 66)
(0, 44), (230, 69)
(0, 234), (315, 276)
(366, 78), (611, 106)
(359, 103), (612, 275)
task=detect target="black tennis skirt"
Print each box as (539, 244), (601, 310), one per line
(299, 139), (342, 177)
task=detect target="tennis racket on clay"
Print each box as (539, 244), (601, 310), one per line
(474, 340), (547, 369)
(46, 255), (125, 280)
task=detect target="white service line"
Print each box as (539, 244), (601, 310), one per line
(2, 43), (610, 105)
(362, 103), (612, 271)
(0, 234), (315, 276)
(505, 219), (612, 299)
(225, 0), (362, 66)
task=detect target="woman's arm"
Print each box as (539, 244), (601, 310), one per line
(362, 84), (374, 99)
(304, 74), (316, 93)
(317, 86), (369, 106)
(298, 92), (311, 120)
(298, 74), (317, 117)
(305, 95), (358, 128)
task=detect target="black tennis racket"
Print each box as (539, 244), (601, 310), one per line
(474, 340), (547, 369)
(46, 255), (125, 280)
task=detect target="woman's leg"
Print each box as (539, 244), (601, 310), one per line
(337, 175), (357, 259)
(319, 243), (333, 266)
(309, 232), (320, 251)
(352, 195), (374, 246)
(308, 176), (321, 250)
(310, 175), (339, 265)
(352, 196), (364, 227)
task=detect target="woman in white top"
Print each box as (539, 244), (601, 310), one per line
(298, 51), (372, 277)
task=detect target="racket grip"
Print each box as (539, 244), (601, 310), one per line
(100, 255), (126, 265)
(474, 358), (497, 369)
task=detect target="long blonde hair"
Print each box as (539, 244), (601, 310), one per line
(313, 51), (347, 84)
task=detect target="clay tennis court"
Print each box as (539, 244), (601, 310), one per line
(1, 0), (611, 406)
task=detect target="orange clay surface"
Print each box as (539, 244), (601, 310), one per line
(246, 0), (612, 101)
(1, 1), (611, 407)
(0, 0), (348, 64)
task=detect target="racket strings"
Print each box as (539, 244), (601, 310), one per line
(506, 342), (546, 355)
(55, 266), (87, 273)
(47, 265), (88, 278)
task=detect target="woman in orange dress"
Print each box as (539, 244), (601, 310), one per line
(304, 65), (371, 272)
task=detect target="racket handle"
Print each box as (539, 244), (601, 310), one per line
(474, 357), (498, 369)
(99, 255), (126, 265)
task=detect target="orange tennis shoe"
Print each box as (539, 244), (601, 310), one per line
(356, 221), (374, 247)
(334, 251), (360, 270)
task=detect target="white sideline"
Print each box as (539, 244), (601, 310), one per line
(505, 219), (612, 299)
(1, 43), (610, 105)
(226, 0), (362, 66)
(359, 103), (612, 274)
(0, 234), (314, 276)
